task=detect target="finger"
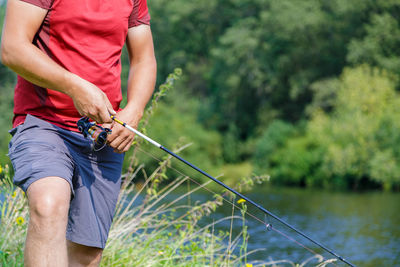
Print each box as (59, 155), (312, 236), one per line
(108, 135), (125, 150)
(107, 130), (119, 144)
(100, 109), (113, 124)
(102, 121), (113, 129)
(105, 96), (116, 116)
(110, 128), (134, 152)
(84, 108), (101, 123)
(107, 124), (124, 143)
(108, 108), (116, 115)
(96, 96), (114, 124)
(116, 137), (133, 152)
(114, 139), (133, 154)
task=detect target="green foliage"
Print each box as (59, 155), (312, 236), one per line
(0, 6), (17, 166)
(255, 65), (400, 190)
(123, 71), (224, 182)
(149, 0), (400, 143)
(0, 6), (16, 86)
(0, 165), (26, 266)
(220, 161), (253, 187)
(306, 78), (340, 115)
(139, 97), (223, 177)
(222, 123), (240, 163)
(269, 136), (325, 187)
(0, 83), (14, 165)
(309, 65), (400, 190)
(1, 1), (400, 190)
(347, 13), (400, 77)
(150, 0), (400, 190)
(253, 120), (296, 173)
(253, 120), (325, 187)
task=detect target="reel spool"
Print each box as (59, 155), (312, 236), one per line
(77, 117), (111, 151)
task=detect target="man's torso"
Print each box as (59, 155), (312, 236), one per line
(13, 0), (149, 131)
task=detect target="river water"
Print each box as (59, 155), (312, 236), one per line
(185, 186), (400, 266)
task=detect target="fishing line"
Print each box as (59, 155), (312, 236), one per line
(135, 146), (338, 266)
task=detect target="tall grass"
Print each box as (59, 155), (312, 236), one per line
(0, 159), (336, 267)
(102, 147), (254, 266)
(0, 159), (254, 266)
(0, 164), (26, 266)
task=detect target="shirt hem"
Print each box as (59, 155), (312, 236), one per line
(20, 0), (52, 10)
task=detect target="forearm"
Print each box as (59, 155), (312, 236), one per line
(2, 42), (82, 97)
(124, 57), (157, 117)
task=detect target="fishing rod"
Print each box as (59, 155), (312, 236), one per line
(78, 116), (356, 267)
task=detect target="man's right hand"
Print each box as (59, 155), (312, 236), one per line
(69, 76), (115, 124)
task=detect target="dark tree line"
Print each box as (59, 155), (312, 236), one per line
(150, 0), (400, 137)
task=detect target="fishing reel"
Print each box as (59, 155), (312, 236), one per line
(77, 117), (111, 151)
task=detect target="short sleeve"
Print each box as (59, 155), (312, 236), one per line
(128, 0), (151, 28)
(20, 0), (53, 10)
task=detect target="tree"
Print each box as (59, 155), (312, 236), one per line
(254, 65), (400, 190)
(308, 65), (400, 190)
(347, 13), (400, 78)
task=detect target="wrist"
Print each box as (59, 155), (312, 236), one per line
(124, 102), (144, 119)
(63, 72), (83, 98)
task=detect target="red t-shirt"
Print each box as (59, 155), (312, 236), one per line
(13, 0), (150, 131)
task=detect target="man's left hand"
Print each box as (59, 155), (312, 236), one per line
(105, 107), (142, 153)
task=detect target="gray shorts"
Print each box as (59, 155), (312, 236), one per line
(8, 114), (124, 248)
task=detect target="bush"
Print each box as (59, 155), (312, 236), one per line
(253, 120), (296, 176)
(309, 65), (400, 190)
(254, 65), (400, 190)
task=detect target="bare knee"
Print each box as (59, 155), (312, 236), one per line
(30, 193), (69, 220)
(67, 241), (103, 267)
(27, 177), (71, 228)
